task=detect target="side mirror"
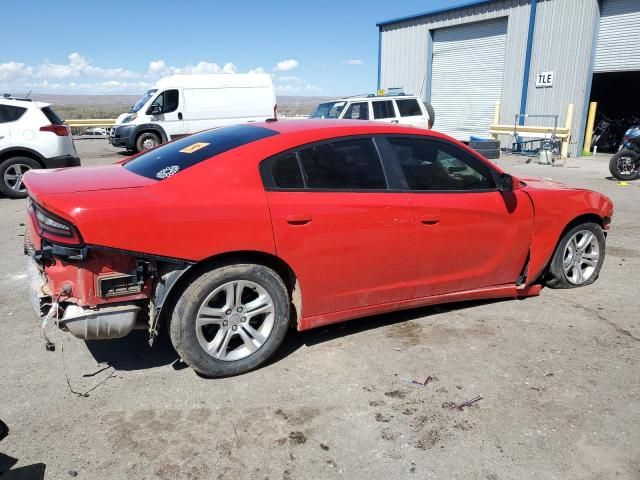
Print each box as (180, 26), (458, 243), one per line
(148, 104), (162, 115)
(497, 173), (514, 192)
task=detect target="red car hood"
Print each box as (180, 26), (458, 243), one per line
(23, 164), (154, 195)
(519, 175), (576, 191)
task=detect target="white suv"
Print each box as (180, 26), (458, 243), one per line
(0, 95), (79, 198)
(310, 94), (434, 130)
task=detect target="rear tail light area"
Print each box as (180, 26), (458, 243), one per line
(40, 124), (70, 136)
(28, 200), (82, 245)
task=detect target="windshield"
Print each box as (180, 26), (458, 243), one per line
(130, 89), (158, 113)
(310, 101), (347, 119)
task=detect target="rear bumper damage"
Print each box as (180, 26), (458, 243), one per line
(25, 229), (191, 343)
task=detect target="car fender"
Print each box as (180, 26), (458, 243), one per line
(0, 146), (46, 166)
(130, 124), (169, 149)
(524, 188), (613, 283)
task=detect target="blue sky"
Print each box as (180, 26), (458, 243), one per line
(0, 0), (461, 97)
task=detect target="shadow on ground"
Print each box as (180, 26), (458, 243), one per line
(84, 297), (511, 374)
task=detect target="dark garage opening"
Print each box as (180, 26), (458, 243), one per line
(590, 71), (640, 152)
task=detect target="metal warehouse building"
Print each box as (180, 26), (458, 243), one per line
(377, 0), (640, 156)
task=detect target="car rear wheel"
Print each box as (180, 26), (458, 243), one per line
(0, 156), (40, 199)
(545, 222), (605, 289)
(169, 264), (290, 377)
(135, 132), (160, 152)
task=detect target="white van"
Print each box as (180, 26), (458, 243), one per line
(109, 74), (276, 152)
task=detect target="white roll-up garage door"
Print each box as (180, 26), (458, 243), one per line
(430, 18), (508, 141)
(594, 0), (640, 72)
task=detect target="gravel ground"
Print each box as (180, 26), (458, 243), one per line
(0, 139), (638, 479)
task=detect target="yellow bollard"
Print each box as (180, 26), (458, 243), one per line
(492, 102), (500, 140)
(583, 101), (598, 153)
(561, 103), (574, 158)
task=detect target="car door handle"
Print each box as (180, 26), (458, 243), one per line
(286, 214), (312, 225)
(420, 215), (441, 225)
(178, 112), (183, 120)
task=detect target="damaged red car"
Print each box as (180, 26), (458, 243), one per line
(24, 120), (613, 377)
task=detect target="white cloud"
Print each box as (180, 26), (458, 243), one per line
(37, 53), (138, 80)
(147, 60), (237, 76)
(342, 59), (364, 65)
(0, 62), (33, 82)
(248, 67), (266, 74)
(273, 59), (299, 71)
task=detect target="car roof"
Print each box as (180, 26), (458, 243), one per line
(321, 95), (422, 102)
(0, 98), (48, 108)
(254, 119), (447, 140)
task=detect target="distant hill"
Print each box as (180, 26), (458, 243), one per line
(18, 94), (336, 118)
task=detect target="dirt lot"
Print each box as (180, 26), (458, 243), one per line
(1, 139), (639, 479)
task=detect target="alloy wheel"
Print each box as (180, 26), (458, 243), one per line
(195, 280), (275, 361)
(562, 230), (600, 285)
(3, 163), (31, 193)
(142, 138), (158, 150)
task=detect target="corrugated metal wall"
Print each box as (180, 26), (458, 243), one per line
(380, 0), (530, 130)
(525, 0), (600, 156)
(430, 19), (509, 139)
(594, 0), (640, 72)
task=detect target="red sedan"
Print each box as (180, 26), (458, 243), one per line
(23, 120), (613, 377)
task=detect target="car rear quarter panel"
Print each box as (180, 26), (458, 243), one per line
(524, 187), (613, 283)
(37, 147), (279, 261)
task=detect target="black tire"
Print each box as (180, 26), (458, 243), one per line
(169, 264), (290, 377)
(608, 149), (640, 181)
(544, 222), (606, 289)
(424, 102), (435, 128)
(135, 132), (161, 152)
(0, 156), (40, 199)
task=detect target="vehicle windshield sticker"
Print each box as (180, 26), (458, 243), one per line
(156, 165), (180, 179)
(179, 142), (210, 154)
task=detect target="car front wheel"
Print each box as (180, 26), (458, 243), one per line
(545, 222), (606, 289)
(169, 264), (291, 377)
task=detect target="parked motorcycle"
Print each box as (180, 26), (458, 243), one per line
(609, 125), (640, 180)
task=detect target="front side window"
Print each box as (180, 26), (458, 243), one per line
(372, 101), (396, 119)
(298, 138), (386, 190)
(149, 89), (179, 114)
(0, 105), (27, 123)
(388, 137), (495, 191)
(395, 99), (422, 117)
(343, 102), (369, 120)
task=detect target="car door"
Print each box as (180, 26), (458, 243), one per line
(262, 136), (414, 319)
(382, 136), (534, 299)
(394, 98), (430, 129)
(147, 89), (185, 139)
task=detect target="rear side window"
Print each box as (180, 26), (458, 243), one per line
(298, 138), (386, 190)
(372, 101), (396, 119)
(343, 102), (369, 120)
(0, 105), (27, 123)
(395, 99), (422, 117)
(271, 153), (304, 189)
(124, 124), (279, 180)
(41, 106), (64, 125)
